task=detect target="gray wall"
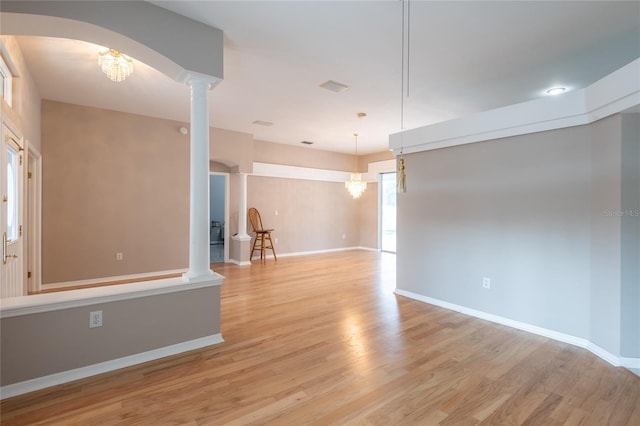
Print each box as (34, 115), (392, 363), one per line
(621, 113), (640, 358)
(589, 115), (622, 356)
(1, 285), (221, 386)
(396, 114), (638, 357)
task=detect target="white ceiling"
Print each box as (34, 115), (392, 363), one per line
(14, 1), (640, 154)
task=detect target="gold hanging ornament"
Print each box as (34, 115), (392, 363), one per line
(397, 154), (406, 193)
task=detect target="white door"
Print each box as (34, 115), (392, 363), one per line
(1, 123), (24, 297)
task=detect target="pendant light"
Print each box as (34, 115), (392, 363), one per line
(345, 133), (367, 199)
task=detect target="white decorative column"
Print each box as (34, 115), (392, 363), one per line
(231, 172), (252, 265)
(183, 76), (215, 282)
(237, 173), (250, 238)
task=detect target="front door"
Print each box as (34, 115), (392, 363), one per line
(1, 123), (24, 297)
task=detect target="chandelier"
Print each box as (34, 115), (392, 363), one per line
(345, 133), (367, 199)
(98, 49), (133, 82)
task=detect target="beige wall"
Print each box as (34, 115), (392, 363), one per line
(42, 101), (191, 283)
(248, 176), (360, 254)
(0, 36), (41, 152)
(254, 139), (355, 171)
(358, 182), (379, 249)
(250, 140), (388, 252)
(360, 150), (394, 171)
(41, 100), (389, 282)
(211, 128), (253, 173)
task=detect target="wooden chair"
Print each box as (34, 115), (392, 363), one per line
(248, 207), (277, 261)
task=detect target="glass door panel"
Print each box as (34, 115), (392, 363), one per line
(380, 172), (396, 253)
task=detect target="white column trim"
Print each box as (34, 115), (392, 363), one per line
(237, 173), (250, 238)
(183, 75), (215, 282)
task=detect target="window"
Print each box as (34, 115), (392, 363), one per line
(0, 54), (13, 107)
(6, 143), (19, 241)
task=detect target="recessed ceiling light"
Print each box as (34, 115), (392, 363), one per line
(319, 80), (350, 93)
(252, 120), (274, 126)
(546, 87), (566, 96)
(301, 141), (314, 145)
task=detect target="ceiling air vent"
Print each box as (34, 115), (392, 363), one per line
(319, 80), (349, 93)
(252, 120), (274, 126)
(301, 141), (314, 145)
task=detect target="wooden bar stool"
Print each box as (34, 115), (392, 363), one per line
(248, 207), (277, 261)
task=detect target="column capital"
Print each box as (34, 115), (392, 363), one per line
(181, 70), (222, 89)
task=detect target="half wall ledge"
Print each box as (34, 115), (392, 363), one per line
(0, 275), (224, 398)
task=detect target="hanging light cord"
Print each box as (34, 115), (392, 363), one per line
(397, 0), (409, 194)
(406, 0), (411, 98)
(353, 133), (359, 172)
(401, 0), (405, 135)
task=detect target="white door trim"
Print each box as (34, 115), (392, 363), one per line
(27, 144), (42, 293)
(1, 120), (25, 297)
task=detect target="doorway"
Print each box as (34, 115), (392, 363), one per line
(210, 173), (229, 263)
(379, 172), (397, 253)
(1, 122), (24, 297)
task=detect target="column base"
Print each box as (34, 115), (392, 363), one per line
(182, 269), (215, 283)
(231, 235), (252, 265)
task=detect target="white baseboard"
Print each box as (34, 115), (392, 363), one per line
(250, 246), (362, 260)
(620, 357), (640, 369)
(43, 269), (187, 290)
(586, 341), (623, 367)
(0, 334), (224, 399)
(394, 289), (639, 369)
(229, 259), (251, 266)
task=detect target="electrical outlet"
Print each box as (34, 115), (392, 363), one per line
(342, 233), (346, 239)
(89, 310), (103, 328)
(275, 210), (278, 216)
(482, 277), (491, 289)
(274, 237), (279, 244)
(116, 252), (123, 261)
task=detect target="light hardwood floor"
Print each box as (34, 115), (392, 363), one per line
(2, 250), (639, 425)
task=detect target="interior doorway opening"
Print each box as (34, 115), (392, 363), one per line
(379, 172), (397, 253)
(209, 173), (229, 264)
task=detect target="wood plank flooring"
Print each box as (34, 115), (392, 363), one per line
(2, 250), (639, 425)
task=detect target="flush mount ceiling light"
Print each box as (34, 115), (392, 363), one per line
(319, 80), (350, 93)
(98, 48), (133, 83)
(546, 87), (567, 95)
(345, 133), (367, 199)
